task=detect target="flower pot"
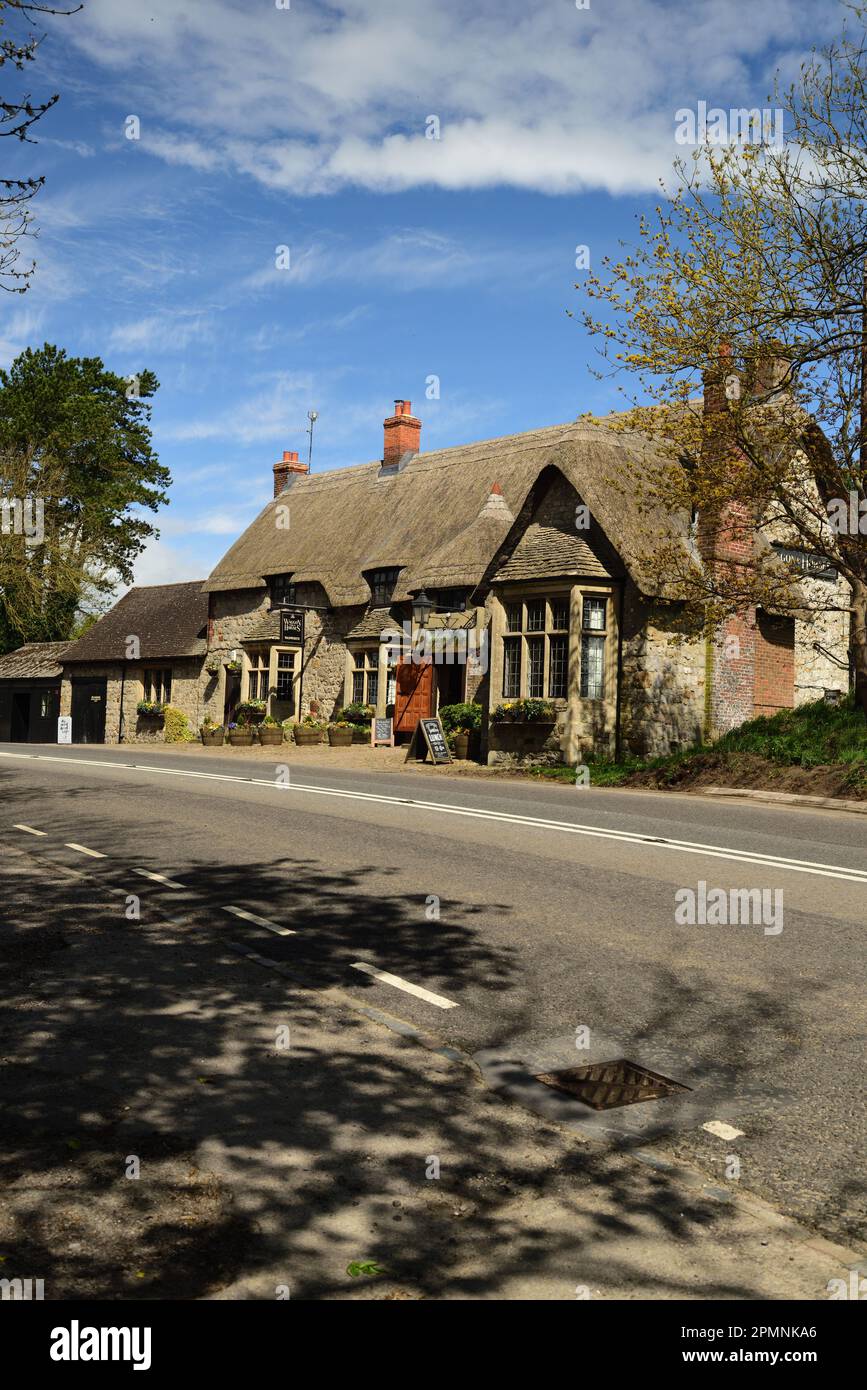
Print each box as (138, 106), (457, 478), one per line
(452, 733), (471, 759)
(328, 727), (353, 747)
(293, 727), (324, 746)
(351, 729), (369, 744)
(228, 729), (254, 746)
(201, 728), (224, 746)
(258, 726), (283, 746)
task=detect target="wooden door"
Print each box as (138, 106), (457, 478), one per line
(71, 679), (107, 744)
(393, 661), (433, 736)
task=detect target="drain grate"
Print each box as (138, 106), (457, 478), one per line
(533, 1059), (690, 1110)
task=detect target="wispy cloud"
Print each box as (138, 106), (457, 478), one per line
(67, 0), (830, 198)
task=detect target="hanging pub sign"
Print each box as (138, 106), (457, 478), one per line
(279, 608), (305, 644)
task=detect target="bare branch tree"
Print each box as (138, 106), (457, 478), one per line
(0, 0), (82, 292)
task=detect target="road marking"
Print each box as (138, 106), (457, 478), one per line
(3, 750), (867, 885)
(13, 824), (46, 836)
(702, 1120), (745, 1141)
(64, 842), (107, 859)
(222, 905), (295, 936)
(133, 868), (184, 889)
(350, 960), (458, 1010)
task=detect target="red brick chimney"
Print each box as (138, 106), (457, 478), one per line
(383, 400), (421, 467)
(273, 449), (308, 497)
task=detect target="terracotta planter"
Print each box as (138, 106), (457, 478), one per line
(328, 727), (353, 747)
(228, 729), (254, 746)
(201, 728), (224, 746)
(257, 726), (283, 746)
(293, 726), (324, 746)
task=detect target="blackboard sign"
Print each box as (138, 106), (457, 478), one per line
(420, 717), (451, 763)
(371, 717), (394, 747)
(280, 608), (305, 644)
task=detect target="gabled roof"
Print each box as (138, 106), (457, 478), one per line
(62, 581), (209, 664)
(203, 417), (687, 605)
(0, 641), (69, 680)
(490, 469), (624, 583)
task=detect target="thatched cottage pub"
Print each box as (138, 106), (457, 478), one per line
(1, 398), (851, 759)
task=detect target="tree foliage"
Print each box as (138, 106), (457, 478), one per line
(579, 2), (867, 712)
(0, 345), (170, 651)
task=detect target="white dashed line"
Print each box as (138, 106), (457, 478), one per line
(222, 905), (295, 936)
(133, 868), (184, 889)
(350, 961), (458, 1010)
(3, 749), (865, 884)
(702, 1120), (745, 1141)
(13, 824), (46, 836)
(64, 843), (107, 859)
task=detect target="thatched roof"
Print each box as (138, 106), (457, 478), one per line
(63, 582), (208, 664)
(204, 417), (686, 605)
(0, 641), (69, 680)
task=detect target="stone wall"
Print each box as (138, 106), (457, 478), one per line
(206, 585), (363, 723)
(793, 577), (850, 705)
(619, 584), (706, 757)
(60, 659), (204, 744)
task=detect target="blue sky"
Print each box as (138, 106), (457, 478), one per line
(2, 0), (840, 587)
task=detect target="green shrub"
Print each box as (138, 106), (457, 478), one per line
(163, 705), (195, 742)
(439, 701), (483, 734)
(340, 702), (374, 723)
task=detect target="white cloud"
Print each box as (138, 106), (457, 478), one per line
(109, 311), (214, 352)
(0, 309), (46, 367)
(130, 536), (205, 586)
(66, 0), (828, 198)
(161, 370), (315, 445)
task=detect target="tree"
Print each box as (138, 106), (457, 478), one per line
(579, 2), (867, 716)
(1, 0), (82, 292)
(0, 345), (170, 651)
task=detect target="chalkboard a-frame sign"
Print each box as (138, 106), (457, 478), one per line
(405, 716), (452, 764)
(279, 608), (305, 645)
(371, 716), (394, 747)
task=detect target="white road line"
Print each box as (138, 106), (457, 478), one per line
(133, 868), (184, 889)
(64, 842), (107, 859)
(350, 960), (458, 1010)
(3, 750), (866, 885)
(222, 905), (295, 936)
(702, 1120), (746, 1141)
(13, 823), (46, 836)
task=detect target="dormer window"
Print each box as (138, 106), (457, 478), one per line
(270, 573), (296, 608)
(436, 589), (467, 612)
(367, 568), (400, 606)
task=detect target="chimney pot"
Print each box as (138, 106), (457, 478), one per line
(383, 399), (421, 467)
(273, 448), (308, 497)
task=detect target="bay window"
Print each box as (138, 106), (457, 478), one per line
(501, 596), (570, 700)
(351, 648), (379, 707)
(580, 596), (607, 699)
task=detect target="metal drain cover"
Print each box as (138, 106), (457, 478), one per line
(533, 1059), (690, 1110)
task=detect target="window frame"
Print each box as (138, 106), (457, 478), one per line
(366, 568), (401, 607)
(143, 668), (172, 704)
(580, 596), (608, 700)
(269, 573), (296, 609)
(246, 648), (270, 702)
(499, 594), (570, 701)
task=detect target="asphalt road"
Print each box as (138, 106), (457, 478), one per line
(1, 742), (865, 1246)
